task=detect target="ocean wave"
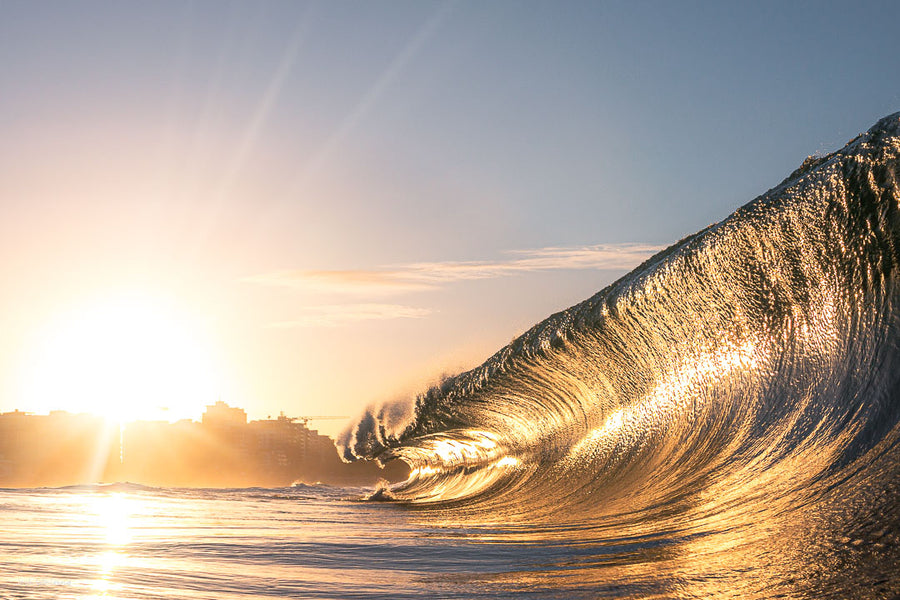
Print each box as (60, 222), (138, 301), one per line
(343, 113), (900, 523)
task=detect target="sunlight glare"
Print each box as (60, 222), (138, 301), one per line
(20, 292), (221, 423)
(84, 493), (134, 598)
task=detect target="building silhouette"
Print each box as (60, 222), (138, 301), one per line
(0, 410), (119, 487)
(0, 402), (407, 488)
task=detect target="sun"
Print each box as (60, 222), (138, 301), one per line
(19, 291), (222, 423)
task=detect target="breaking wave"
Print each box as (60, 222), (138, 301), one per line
(342, 113), (900, 595)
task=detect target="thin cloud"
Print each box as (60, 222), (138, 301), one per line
(245, 243), (665, 296)
(246, 269), (434, 295)
(267, 304), (433, 328)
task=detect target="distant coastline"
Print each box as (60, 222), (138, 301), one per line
(0, 401), (407, 488)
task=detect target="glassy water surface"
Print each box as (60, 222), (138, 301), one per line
(2, 474), (899, 600)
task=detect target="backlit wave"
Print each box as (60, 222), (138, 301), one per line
(340, 115), (900, 578)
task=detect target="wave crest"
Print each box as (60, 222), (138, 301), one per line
(344, 113), (900, 512)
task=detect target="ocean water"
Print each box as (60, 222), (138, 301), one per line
(6, 113), (900, 600)
(0, 482), (671, 600)
(2, 474), (899, 600)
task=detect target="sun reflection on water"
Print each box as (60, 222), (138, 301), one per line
(82, 492), (137, 598)
(94, 493), (133, 546)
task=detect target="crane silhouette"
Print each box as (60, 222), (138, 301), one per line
(266, 412), (349, 426)
(296, 415), (348, 426)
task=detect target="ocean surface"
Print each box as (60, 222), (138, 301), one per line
(5, 482), (586, 600)
(6, 113), (900, 600)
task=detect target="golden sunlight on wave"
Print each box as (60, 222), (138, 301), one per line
(18, 292), (222, 423)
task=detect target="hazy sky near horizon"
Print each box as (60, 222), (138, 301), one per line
(2, 1), (899, 435)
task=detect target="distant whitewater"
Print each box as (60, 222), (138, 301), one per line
(341, 113), (900, 597)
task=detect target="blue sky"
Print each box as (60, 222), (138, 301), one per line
(1, 1), (898, 432)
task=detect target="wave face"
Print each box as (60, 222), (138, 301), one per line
(345, 114), (900, 597)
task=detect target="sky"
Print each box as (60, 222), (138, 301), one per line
(1, 0), (899, 436)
